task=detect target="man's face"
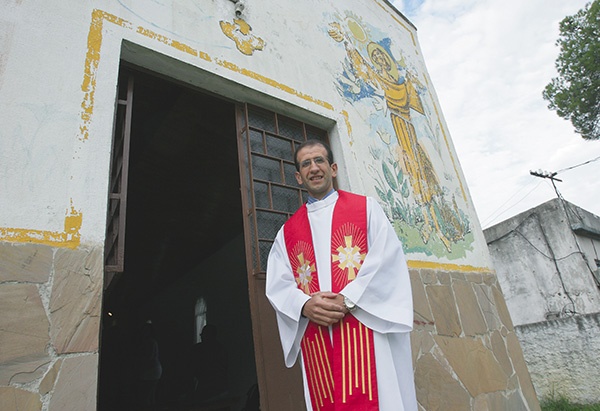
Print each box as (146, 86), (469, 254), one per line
(371, 48), (391, 71)
(295, 144), (337, 200)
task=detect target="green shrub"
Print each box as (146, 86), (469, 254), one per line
(541, 396), (600, 411)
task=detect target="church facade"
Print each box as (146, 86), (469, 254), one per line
(0, 1), (539, 409)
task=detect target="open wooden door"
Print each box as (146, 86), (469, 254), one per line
(236, 103), (329, 410)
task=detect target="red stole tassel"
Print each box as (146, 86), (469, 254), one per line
(284, 191), (379, 411)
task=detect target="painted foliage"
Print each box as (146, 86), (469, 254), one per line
(326, 11), (474, 259)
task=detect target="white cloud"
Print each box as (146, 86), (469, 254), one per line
(394, 0), (599, 227)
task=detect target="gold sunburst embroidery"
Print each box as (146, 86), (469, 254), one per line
(296, 252), (316, 294)
(333, 235), (366, 281)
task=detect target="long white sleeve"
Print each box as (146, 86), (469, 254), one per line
(265, 228), (311, 367)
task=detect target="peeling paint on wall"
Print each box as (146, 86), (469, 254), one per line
(79, 8), (333, 148)
(0, 202), (81, 249)
(220, 18), (266, 55)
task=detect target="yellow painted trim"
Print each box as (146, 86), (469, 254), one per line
(215, 59), (334, 110)
(0, 203), (82, 249)
(407, 259), (492, 273)
(80, 8), (330, 140)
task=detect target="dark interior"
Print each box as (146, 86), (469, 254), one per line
(99, 66), (258, 411)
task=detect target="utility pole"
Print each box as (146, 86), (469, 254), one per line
(529, 169), (562, 182)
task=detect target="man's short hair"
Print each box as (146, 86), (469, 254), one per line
(294, 139), (334, 171)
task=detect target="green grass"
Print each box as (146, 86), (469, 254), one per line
(541, 397), (600, 411)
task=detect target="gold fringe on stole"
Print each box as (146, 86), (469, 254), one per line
(346, 321), (352, 397)
(366, 327), (373, 400)
(303, 339), (323, 409)
(318, 327), (334, 389)
(341, 319), (347, 403)
(312, 340), (328, 405)
(315, 336), (333, 401)
(360, 323), (365, 393)
(353, 327), (358, 388)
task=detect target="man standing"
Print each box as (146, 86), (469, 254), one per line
(266, 140), (417, 411)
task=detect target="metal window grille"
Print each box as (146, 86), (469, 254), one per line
(237, 104), (329, 277)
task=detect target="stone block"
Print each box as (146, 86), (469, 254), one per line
(410, 271), (434, 329)
(420, 269), (437, 285)
(490, 330), (513, 379)
(415, 353), (470, 410)
(473, 393), (490, 411)
(426, 285), (461, 337)
(50, 246), (102, 353)
(482, 273), (497, 286)
(464, 272), (484, 284)
(48, 354), (98, 411)
(454, 280), (487, 336)
(450, 271), (466, 282)
(473, 284), (501, 331)
(437, 271), (452, 285)
(493, 285), (515, 331)
(0, 243), (53, 283)
(435, 335), (508, 397)
(0, 387), (41, 411)
(0, 284), (51, 385)
(40, 359), (62, 395)
(411, 330), (436, 365)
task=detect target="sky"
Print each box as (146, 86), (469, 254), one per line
(391, 0), (600, 228)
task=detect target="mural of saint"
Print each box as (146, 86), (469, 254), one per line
(328, 21), (469, 254)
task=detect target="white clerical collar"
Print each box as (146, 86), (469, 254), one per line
(307, 188), (336, 204)
(306, 190), (338, 212)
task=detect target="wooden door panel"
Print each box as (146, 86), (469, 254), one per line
(236, 103), (329, 410)
(253, 278), (305, 410)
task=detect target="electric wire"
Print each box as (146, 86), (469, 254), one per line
(483, 153), (600, 228)
(556, 154), (600, 173)
(481, 178), (545, 228)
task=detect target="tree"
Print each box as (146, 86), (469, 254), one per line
(543, 0), (600, 140)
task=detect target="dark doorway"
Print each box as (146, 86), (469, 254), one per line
(99, 66), (257, 411)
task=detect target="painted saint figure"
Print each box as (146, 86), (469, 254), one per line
(329, 23), (464, 251)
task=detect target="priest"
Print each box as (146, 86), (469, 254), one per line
(266, 139), (417, 411)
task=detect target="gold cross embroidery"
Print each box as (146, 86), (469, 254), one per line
(295, 252), (315, 294)
(333, 235), (366, 281)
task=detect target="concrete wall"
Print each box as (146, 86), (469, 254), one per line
(485, 199), (600, 326)
(486, 199), (600, 403)
(1, 0), (539, 409)
(515, 314), (600, 404)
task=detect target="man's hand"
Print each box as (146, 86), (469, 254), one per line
(302, 292), (348, 326)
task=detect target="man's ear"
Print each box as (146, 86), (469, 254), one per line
(331, 162), (338, 178)
(295, 171), (303, 185)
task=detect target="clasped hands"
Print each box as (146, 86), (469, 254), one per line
(301, 291), (349, 327)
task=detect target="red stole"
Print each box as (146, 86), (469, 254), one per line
(284, 191), (379, 411)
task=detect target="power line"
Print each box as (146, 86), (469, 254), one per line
(556, 154), (600, 173)
(481, 178), (545, 228)
(481, 153), (600, 228)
